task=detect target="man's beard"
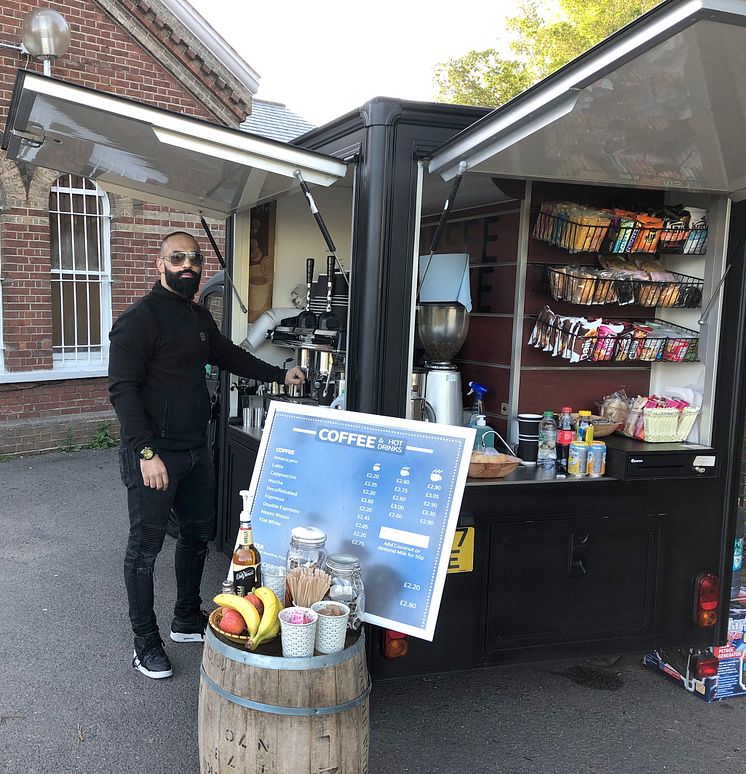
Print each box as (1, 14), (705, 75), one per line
(164, 267), (201, 298)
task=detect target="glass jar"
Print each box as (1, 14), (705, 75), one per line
(326, 553), (365, 630)
(286, 525), (328, 571)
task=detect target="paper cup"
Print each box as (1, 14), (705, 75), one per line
(311, 601), (350, 655)
(279, 607), (317, 658)
(262, 563), (286, 605)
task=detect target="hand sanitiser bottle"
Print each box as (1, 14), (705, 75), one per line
(473, 415), (496, 451)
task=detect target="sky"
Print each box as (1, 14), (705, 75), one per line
(186, 1), (523, 126)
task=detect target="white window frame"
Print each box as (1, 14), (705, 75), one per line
(0, 223), (5, 372)
(48, 175), (112, 372)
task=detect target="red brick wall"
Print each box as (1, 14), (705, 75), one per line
(0, 0), (233, 454)
(0, 1), (219, 125)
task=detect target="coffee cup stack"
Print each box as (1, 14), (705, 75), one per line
(517, 413), (542, 465)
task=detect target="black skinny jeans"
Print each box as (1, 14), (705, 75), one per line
(119, 442), (215, 638)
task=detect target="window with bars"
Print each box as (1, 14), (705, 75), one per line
(49, 175), (112, 367)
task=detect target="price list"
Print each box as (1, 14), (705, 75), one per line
(244, 403), (474, 640)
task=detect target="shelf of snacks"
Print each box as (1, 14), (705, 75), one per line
(599, 390), (701, 443)
(529, 306), (700, 364)
(532, 202), (708, 255)
(543, 263), (703, 308)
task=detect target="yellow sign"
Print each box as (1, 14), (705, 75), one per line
(448, 526), (474, 573)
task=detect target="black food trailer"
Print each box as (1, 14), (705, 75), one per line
(5, 0), (746, 681)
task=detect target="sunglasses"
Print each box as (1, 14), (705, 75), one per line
(163, 251), (204, 267)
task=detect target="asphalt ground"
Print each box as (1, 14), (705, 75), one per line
(1, 448), (746, 774)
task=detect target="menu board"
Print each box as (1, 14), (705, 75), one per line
(243, 402), (474, 640)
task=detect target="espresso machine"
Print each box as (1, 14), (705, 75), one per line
(416, 302), (469, 425)
(269, 255), (347, 408)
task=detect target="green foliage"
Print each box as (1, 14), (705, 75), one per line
(434, 0), (661, 108)
(60, 429), (83, 453)
(88, 422), (118, 450)
(0, 454), (12, 463)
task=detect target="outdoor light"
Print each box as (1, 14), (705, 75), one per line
(0, 8), (70, 77)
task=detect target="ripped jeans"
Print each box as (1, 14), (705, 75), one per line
(119, 442), (216, 638)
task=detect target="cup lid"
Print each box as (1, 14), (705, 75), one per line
(291, 525), (327, 545)
(326, 552), (361, 572)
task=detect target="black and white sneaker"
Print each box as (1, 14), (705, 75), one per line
(132, 633), (173, 679)
(170, 610), (209, 643)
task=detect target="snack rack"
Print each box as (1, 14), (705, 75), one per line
(543, 265), (704, 308)
(530, 312), (700, 364)
(533, 205), (709, 255)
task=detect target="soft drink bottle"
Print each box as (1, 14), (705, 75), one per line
(556, 407), (573, 473)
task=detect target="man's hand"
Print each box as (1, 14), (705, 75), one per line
(140, 455), (169, 490)
(284, 366), (306, 386)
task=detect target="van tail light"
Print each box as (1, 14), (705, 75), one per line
(693, 573), (719, 628)
(383, 630), (408, 659)
(691, 653), (718, 679)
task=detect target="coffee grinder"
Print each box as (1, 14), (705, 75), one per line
(416, 302), (469, 425)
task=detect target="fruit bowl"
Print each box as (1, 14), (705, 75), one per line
(208, 607), (250, 645)
(468, 452), (522, 479)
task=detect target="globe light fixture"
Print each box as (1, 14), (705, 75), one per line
(0, 8), (71, 76)
(21, 8), (71, 75)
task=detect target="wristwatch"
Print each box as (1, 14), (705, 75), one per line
(139, 446), (156, 461)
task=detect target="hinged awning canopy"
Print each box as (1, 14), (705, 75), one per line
(428, 0), (746, 198)
(2, 70), (347, 219)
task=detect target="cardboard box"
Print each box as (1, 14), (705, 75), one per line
(644, 602), (746, 702)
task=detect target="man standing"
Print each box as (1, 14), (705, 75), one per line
(109, 231), (304, 679)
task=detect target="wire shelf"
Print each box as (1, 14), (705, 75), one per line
(529, 312), (700, 364)
(533, 209), (708, 255)
(544, 265), (703, 308)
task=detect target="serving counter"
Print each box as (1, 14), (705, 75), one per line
(221, 421), (722, 680)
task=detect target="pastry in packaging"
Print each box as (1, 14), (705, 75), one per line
(600, 390), (631, 425)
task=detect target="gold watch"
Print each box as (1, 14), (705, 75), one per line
(139, 446), (156, 461)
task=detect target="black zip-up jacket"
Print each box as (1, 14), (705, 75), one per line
(108, 282), (285, 453)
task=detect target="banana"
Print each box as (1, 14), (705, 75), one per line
(254, 587), (281, 618)
(249, 616), (281, 650)
(213, 593), (260, 638)
(247, 587), (282, 649)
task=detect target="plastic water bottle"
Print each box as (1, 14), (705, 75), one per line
(537, 410), (557, 469)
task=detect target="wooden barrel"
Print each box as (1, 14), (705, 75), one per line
(198, 628), (370, 773)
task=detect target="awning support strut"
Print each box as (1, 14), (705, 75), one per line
(199, 216), (248, 314)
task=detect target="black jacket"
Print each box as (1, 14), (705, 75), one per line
(108, 282), (285, 453)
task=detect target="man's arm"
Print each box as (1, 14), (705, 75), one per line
(205, 311), (287, 384)
(108, 308), (158, 453)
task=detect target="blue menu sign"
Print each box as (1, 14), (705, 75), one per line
(243, 403), (474, 640)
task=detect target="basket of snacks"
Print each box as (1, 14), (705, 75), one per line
(643, 406), (701, 443)
(569, 414), (622, 438)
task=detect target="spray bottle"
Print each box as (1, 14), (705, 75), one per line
(467, 381), (489, 427)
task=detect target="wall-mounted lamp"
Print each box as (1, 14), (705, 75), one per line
(0, 8), (70, 77)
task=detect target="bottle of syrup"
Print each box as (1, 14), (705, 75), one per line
(231, 489), (262, 596)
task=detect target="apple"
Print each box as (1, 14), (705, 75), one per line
(244, 592), (264, 616)
(220, 608), (246, 635)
